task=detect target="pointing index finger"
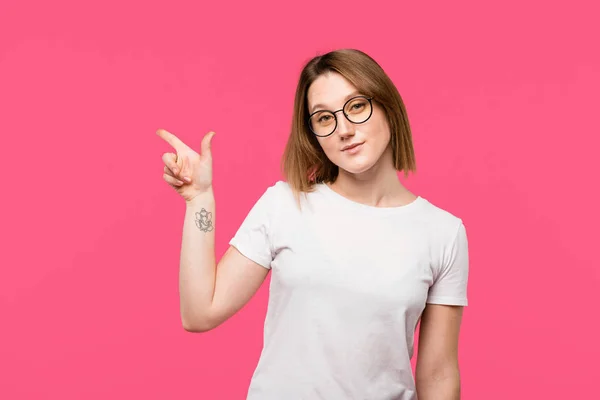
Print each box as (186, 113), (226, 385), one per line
(156, 129), (186, 150)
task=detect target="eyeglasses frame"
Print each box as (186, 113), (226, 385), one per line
(307, 95), (374, 137)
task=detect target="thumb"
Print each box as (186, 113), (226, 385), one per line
(200, 131), (216, 157)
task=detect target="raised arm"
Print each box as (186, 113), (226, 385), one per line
(157, 129), (269, 332)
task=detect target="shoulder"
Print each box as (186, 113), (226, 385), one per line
(261, 180), (292, 201)
(254, 180), (297, 212)
(271, 180), (292, 193)
(263, 180), (314, 203)
(253, 180), (288, 199)
(259, 180), (320, 218)
(414, 198), (469, 273)
(417, 197), (466, 242)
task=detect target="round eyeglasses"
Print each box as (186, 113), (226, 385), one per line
(307, 95), (374, 137)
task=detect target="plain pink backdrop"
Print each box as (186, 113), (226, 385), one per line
(1, 0), (598, 399)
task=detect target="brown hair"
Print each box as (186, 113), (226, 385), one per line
(281, 48), (416, 201)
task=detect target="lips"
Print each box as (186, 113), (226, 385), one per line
(341, 142), (364, 151)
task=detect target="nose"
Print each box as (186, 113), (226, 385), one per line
(334, 111), (355, 139)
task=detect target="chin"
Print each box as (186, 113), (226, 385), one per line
(336, 157), (377, 175)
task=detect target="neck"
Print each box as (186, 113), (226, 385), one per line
(329, 147), (416, 208)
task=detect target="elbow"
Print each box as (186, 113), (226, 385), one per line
(182, 317), (215, 333)
(415, 366), (461, 397)
(181, 311), (217, 333)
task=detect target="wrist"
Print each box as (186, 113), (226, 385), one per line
(185, 189), (214, 207)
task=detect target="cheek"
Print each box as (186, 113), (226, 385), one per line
(361, 118), (390, 147)
(317, 137), (337, 156)
(373, 119), (392, 148)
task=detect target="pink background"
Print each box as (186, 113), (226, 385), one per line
(1, 0), (598, 398)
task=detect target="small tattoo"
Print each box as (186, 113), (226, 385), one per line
(195, 208), (214, 232)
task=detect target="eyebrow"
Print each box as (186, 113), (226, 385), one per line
(310, 91), (362, 114)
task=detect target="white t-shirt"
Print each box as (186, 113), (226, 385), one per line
(229, 181), (469, 400)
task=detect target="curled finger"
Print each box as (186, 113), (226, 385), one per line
(164, 165), (176, 177)
(162, 152), (179, 175)
(163, 173), (184, 187)
(179, 155), (192, 183)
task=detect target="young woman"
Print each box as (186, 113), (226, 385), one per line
(157, 49), (469, 400)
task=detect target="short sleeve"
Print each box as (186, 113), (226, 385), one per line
(426, 221), (469, 306)
(228, 185), (278, 270)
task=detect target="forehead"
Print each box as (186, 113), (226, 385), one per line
(307, 72), (359, 111)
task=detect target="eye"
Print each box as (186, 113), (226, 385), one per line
(346, 99), (368, 113)
(318, 114), (332, 123)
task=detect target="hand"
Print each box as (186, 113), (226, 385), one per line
(157, 129), (216, 202)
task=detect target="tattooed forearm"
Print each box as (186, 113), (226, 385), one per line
(194, 208), (214, 232)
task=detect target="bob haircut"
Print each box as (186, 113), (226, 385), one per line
(281, 48), (416, 201)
